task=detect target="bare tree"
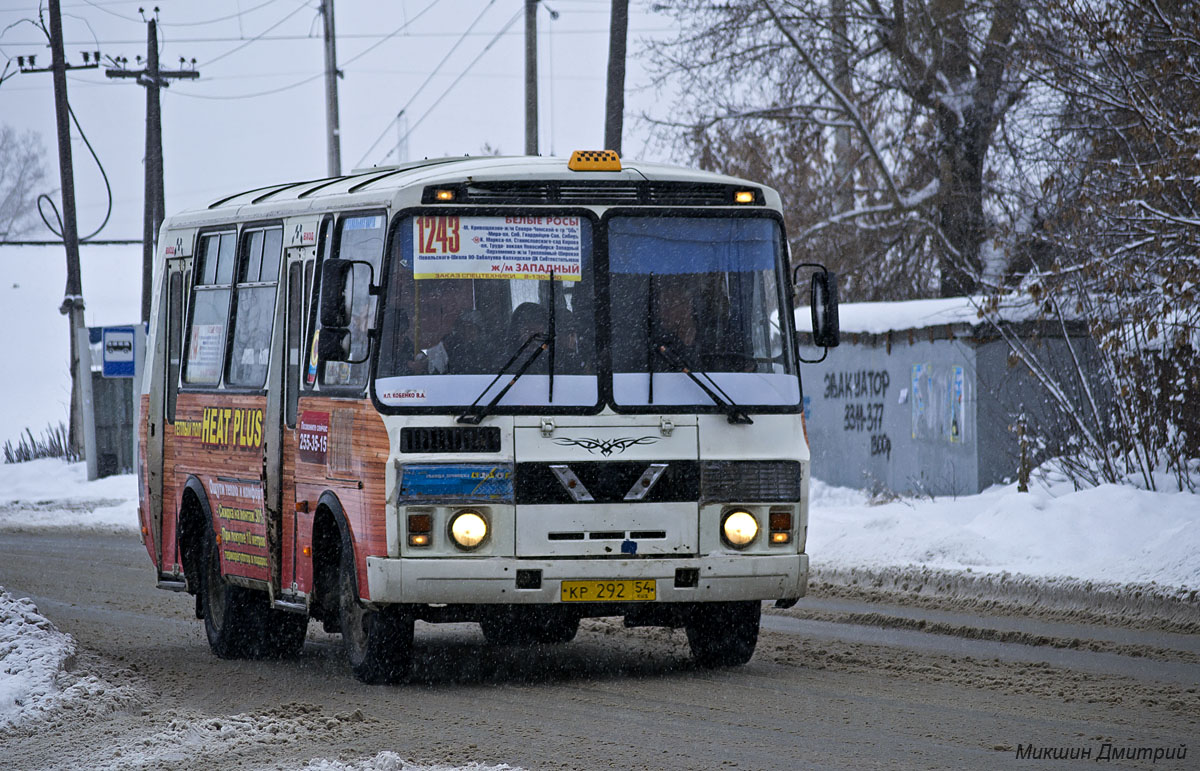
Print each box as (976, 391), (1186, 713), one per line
(991, 0), (1200, 490)
(645, 0), (1036, 299)
(0, 125), (48, 240)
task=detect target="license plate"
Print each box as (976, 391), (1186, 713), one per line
(560, 579), (656, 602)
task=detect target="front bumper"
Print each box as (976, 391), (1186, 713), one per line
(365, 553), (808, 606)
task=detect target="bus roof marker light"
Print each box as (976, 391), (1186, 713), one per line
(434, 189), (456, 202)
(734, 190), (755, 204)
(568, 150), (621, 171)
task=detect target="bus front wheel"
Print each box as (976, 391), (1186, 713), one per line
(339, 548), (413, 684)
(686, 601), (760, 667)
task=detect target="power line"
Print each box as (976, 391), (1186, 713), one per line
(376, 8), (524, 167)
(199, 0), (310, 67)
(159, 0), (442, 103)
(79, 0), (286, 27)
(353, 0), (498, 168)
(336, 0), (439, 69)
(0, 28), (675, 46)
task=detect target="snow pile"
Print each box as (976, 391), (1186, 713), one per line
(797, 294), (1046, 335)
(0, 458), (138, 532)
(0, 589), (76, 730)
(809, 475), (1200, 590)
(0, 587), (140, 733)
(302, 754), (522, 771)
(72, 703), (523, 771)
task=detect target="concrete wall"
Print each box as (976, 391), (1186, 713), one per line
(801, 337), (980, 496)
(800, 328), (1107, 496)
(974, 335), (1109, 488)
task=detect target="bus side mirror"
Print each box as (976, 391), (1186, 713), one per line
(318, 326), (352, 362)
(811, 271), (839, 348)
(318, 259), (376, 365)
(320, 260), (353, 327)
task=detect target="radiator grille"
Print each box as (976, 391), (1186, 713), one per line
(400, 426), (502, 454)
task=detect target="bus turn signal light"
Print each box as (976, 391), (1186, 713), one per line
(769, 509), (792, 544)
(408, 512), (433, 547)
(568, 150), (621, 171)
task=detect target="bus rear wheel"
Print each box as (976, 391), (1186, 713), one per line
(201, 528), (307, 659)
(686, 601), (760, 667)
(339, 548), (413, 684)
(201, 528), (264, 659)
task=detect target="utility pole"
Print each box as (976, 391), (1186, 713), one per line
(105, 17), (199, 325)
(604, 0), (628, 154)
(524, 0), (538, 156)
(321, 0), (342, 176)
(830, 0), (858, 274)
(20, 0), (98, 457)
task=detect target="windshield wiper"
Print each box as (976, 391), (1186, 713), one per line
(459, 271), (557, 425)
(457, 332), (549, 424)
(653, 342), (754, 424)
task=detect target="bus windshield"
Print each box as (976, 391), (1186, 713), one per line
(375, 214), (597, 408)
(608, 215), (799, 408)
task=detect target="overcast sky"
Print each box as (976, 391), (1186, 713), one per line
(1, 0), (678, 241)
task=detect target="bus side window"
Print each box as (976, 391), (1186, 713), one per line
(285, 261), (303, 427)
(166, 271), (183, 423)
(184, 232), (235, 385)
(304, 218), (330, 390)
(227, 227), (282, 388)
(321, 212), (385, 390)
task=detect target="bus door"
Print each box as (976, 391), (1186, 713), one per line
(269, 218), (319, 603)
(149, 232), (193, 582)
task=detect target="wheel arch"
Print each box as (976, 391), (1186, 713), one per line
(311, 491), (356, 618)
(177, 476), (214, 595)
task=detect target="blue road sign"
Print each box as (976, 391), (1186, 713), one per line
(101, 326), (136, 378)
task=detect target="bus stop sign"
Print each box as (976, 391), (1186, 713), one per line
(102, 326), (136, 378)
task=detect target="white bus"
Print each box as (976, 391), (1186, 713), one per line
(138, 150), (839, 683)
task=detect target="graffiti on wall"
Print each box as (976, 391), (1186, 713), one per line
(824, 369), (892, 460)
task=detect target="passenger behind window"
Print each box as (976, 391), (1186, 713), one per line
(379, 308), (427, 376)
(428, 309), (495, 374)
(655, 279), (701, 366)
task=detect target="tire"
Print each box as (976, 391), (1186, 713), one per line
(201, 527), (265, 659)
(481, 608), (578, 646)
(339, 544), (413, 684)
(201, 526), (307, 659)
(686, 601), (761, 667)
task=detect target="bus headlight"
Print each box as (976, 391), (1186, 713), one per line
(449, 510), (488, 550)
(721, 509), (758, 549)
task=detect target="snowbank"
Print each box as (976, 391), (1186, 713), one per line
(0, 587), (140, 733)
(0, 458), (138, 532)
(796, 294), (1046, 335)
(0, 588), (77, 730)
(809, 476), (1200, 590)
